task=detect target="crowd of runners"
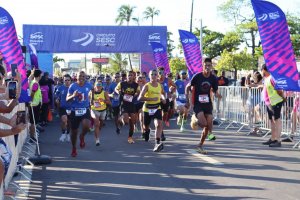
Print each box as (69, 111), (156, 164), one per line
(39, 57), (218, 157)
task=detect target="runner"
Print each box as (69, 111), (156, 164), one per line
(56, 74), (72, 142)
(90, 80), (111, 146)
(135, 75), (146, 135)
(185, 58), (220, 154)
(115, 71), (139, 144)
(66, 71), (93, 157)
(175, 70), (189, 131)
(109, 73), (121, 134)
(138, 69), (166, 152)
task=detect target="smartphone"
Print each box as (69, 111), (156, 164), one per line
(8, 81), (17, 99)
(10, 64), (17, 77)
(16, 111), (26, 124)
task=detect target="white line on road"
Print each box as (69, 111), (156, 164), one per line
(187, 150), (224, 165)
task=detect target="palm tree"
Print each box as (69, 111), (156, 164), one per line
(115, 5), (136, 70)
(143, 7), (160, 26)
(115, 5), (136, 26)
(109, 53), (128, 72)
(132, 16), (141, 26)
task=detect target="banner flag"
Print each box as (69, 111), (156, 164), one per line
(28, 43), (39, 69)
(0, 7), (30, 102)
(179, 29), (202, 78)
(150, 42), (170, 75)
(141, 53), (156, 75)
(251, 0), (300, 91)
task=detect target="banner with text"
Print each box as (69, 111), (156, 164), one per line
(179, 30), (202, 78)
(150, 42), (170, 75)
(0, 7), (30, 102)
(252, 0), (300, 91)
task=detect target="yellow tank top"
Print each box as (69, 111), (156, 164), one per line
(142, 82), (162, 112)
(91, 90), (107, 111)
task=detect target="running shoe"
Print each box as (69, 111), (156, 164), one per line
(196, 145), (207, 154)
(116, 128), (121, 135)
(208, 133), (216, 141)
(262, 139), (276, 145)
(269, 140), (281, 147)
(71, 148), (77, 157)
(153, 143), (164, 152)
(144, 130), (150, 142)
(95, 138), (100, 146)
(190, 114), (199, 130)
(66, 134), (70, 142)
(59, 134), (67, 142)
(128, 137), (135, 144)
(79, 134), (85, 148)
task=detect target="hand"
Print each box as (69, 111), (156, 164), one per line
(9, 113), (17, 127)
(73, 90), (78, 97)
(11, 123), (27, 135)
(216, 93), (222, 99)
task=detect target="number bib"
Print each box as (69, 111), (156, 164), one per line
(198, 94), (209, 103)
(94, 101), (104, 108)
(148, 108), (158, 116)
(123, 94), (133, 102)
(75, 108), (87, 116)
(178, 94), (186, 100)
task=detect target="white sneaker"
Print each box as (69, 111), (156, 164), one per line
(59, 134), (67, 142)
(95, 138), (100, 146)
(66, 134), (70, 142)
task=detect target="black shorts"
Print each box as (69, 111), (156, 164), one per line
(59, 107), (71, 117)
(112, 106), (120, 117)
(121, 104), (136, 114)
(135, 102), (144, 112)
(70, 109), (91, 130)
(29, 104), (41, 124)
(267, 102), (283, 120)
(144, 109), (162, 126)
(161, 99), (170, 113)
(193, 103), (213, 115)
(169, 100), (174, 109)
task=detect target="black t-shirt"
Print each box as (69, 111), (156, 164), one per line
(191, 72), (218, 105)
(119, 81), (139, 106)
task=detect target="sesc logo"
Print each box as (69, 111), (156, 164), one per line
(148, 33), (160, 40)
(0, 16), (8, 24)
(154, 48), (163, 53)
(276, 78), (287, 87)
(182, 38), (196, 44)
(269, 11), (280, 20)
(30, 32), (44, 40)
(258, 13), (268, 21)
(73, 33), (94, 46)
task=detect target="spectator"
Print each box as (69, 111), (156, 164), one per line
(218, 71), (229, 86)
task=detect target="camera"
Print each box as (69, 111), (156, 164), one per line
(8, 81), (17, 99)
(16, 111), (26, 124)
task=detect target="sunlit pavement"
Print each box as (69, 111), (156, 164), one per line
(21, 117), (300, 200)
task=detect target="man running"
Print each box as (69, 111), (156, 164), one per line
(138, 69), (166, 152)
(115, 71), (139, 144)
(175, 70), (189, 131)
(67, 71), (93, 157)
(109, 73), (121, 134)
(185, 58), (220, 154)
(56, 74), (72, 142)
(90, 80), (111, 146)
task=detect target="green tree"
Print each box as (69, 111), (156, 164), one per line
(216, 49), (255, 79)
(143, 6), (160, 26)
(115, 5), (136, 70)
(167, 31), (175, 59)
(53, 56), (65, 63)
(109, 53), (128, 72)
(287, 14), (300, 57)
(169, 57), (187, 75)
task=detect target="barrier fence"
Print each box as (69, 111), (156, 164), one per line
(214, 86), (300, 148)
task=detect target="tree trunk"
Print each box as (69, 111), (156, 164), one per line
(128, 54), (133, 71)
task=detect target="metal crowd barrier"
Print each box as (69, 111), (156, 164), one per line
(214, 86), (300, 148)
(0, 103), (35, 199)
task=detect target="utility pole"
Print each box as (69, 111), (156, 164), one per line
(190, 0), (194, 32)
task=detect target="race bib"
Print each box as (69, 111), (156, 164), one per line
(123, 94), (133, 102)
(148, 108), (157, 116)
(178, 94), (186, 100)
(94, 100), (104, 108)
(75, 108), (87, 116)
(198, 94), (209, 103)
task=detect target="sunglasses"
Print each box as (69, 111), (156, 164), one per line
(151, 73), (157, 76)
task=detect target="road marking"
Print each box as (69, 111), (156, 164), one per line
(187, 150), (224, 165)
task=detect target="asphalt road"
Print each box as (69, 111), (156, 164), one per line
(20, 117), (300, 200)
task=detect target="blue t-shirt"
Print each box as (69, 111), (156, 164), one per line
(68, 82), (93, 109)
(56, 85), (72, 109)
(108, 82), (120, 107)
(162, 78), (169, 94)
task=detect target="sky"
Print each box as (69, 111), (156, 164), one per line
(1, 0), (299, 59)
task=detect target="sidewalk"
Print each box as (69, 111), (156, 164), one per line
(14, 117), (300, 200)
